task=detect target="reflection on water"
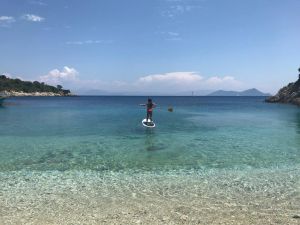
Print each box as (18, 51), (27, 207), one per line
(145, 131), (155, 151)
(144, 129), (163, 151)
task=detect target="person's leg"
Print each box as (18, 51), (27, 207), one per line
(149, 111), (153, 121)
(147, 111), (150, 121)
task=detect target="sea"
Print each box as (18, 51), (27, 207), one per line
(0, 96), (299, 172)
(0, 96), (299, 224)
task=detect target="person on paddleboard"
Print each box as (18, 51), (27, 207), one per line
(140, 98), (156, 122)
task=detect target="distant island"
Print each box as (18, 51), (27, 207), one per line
(80, 89), (270, 96)
(207, 88), (271, 97)
(0, 75), (72, 97)
(266, 68), (300, 106)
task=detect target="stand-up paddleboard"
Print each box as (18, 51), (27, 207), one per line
(142, 118), (155, 128)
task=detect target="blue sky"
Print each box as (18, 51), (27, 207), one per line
(0, 0), (300, 94)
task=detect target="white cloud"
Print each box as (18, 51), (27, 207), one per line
(66, 40), (113, 45)
(206, 76), (237, 84)
(29, 0), (47, 6)
(39, 67), (112, 92)
(40, 66), (78, 85)
(161, 4), (192, 18)
(1, 72), (12, 78)
(138, 72), (203, 83)
(38, 68), (243, 94)
(161, 0), (202, 18)
(22, 14), (45, 22)
(0, 16), (15, 27)
(1, 73), (25, 81)
(204, 76), (242, 89)
(167, 32), (179, 36)
(161, 31), (182, 41)
(136, 72), (243, 92)
(171, 5), (192, 14)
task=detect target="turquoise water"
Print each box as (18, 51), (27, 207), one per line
(0, 96), (299, 172)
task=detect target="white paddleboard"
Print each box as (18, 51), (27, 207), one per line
(142, 118), (156, 128)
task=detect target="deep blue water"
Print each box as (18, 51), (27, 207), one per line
(0, 96), (299, 171)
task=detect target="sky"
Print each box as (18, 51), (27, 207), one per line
(0, 0), (300, 95)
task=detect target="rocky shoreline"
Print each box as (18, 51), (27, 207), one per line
(1, 90), (74, 97)
(266, 69), (300, 106)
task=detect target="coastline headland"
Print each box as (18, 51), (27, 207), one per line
(266, 68), (300, 106)
(0, 75), (73, 97)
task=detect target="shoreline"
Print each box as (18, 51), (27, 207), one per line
(1, 91), (74, 97)
(0, 166), (299, 225)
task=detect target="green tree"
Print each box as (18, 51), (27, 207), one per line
(0, 77), (71, 95)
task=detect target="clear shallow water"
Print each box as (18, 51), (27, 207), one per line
(1, 97), (299, 225)
(0, 96), (299, 172)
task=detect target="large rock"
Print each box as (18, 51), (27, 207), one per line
(266, 78), (300, 106)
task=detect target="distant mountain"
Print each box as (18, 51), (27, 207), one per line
(208, 88), (271, 96)
(78, 90), (213, 96)
(78, 88), (270, 97)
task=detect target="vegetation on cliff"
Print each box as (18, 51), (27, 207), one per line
(266, 68), (300, 106)
(0, 75), (71, 96)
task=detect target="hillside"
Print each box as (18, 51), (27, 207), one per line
(0, 75), (71, 96)
(266, 70), (300, 106)
(208, 88), (270, 96)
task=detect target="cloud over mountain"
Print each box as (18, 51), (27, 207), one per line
(136, 72), (242, 92)
(37, 67), (242, 94)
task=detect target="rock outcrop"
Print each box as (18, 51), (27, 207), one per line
(266, 71), (300, 106)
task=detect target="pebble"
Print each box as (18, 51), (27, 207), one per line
(180, 215), (188, 220)
(162, 216), (169, 221)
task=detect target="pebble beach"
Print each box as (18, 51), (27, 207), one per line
(1, 167), (299, 225)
